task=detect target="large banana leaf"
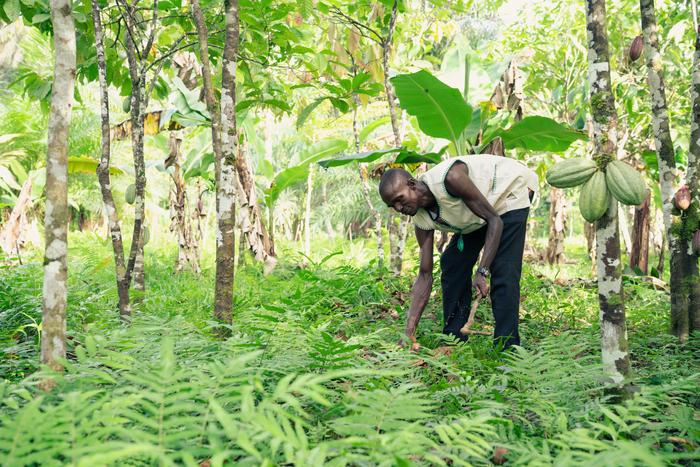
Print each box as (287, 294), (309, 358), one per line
(491, 116), (587, 152)
(67, 156), (124, 176)
(390, 70), (472, 147)
(265, 139), (348, 207)
(317, 146), (447, 168)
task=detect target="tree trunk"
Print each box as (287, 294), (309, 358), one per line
(629, 191), (650, 274)
(193, 0), (236, 325)
(382, 0), (401, 148)
(120, 1), (148, 291)
(214, 0), (239, 326)
(303, 164), (314, 257)
(92, 0), (130, 317)
(546, 187), (567, 265)
(584, 221), (596, 264)
(235, 137), (277, 274)
(585, 0), (631, 386)
(352, 104), (384, 268)
(393, 214), (409, 274)
(618, 204), (633, 257)
(640, 0), (694, 340)
(686, 17), (700, 332)
(41, 0), (75, 385)
(133, 233), (145, 292)
(167, 131), (200, 273)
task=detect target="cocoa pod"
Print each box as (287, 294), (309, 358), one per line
(673, 185), (691, 211)
(693, 230), (700, 256)
(629, 36), (643, 62)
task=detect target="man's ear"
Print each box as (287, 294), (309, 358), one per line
(406, 177), (417, 189)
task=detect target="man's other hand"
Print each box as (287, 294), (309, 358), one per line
(473, 274), (489, 297)
(398, 334), (421, 351)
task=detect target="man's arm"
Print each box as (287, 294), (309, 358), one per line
(444, 162), (503, 296)
(404, 227), (434, 341)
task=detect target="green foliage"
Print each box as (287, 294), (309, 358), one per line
(390, 70), (473, 148)
(0, 238), (698, 465)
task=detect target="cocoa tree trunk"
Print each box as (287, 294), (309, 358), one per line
(133, 233), (145, 292)
(629, 191), (650, 274)
(686, 18), (700, 332)
(382, 0), (400, 148)
(640, 0), (693, 340)
(546, 187), (567, 265)
(214, 0), (240, 326)
(585, 0), (631, 386)
(41, 0), (75, 385)
(352, 104), (384, 268)
(119, 0), (148, 291)
(303, 164), (314, 257)
(92, 0), (130, 317)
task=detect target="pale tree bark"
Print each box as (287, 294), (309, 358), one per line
(133, 232), (145, 292)
(192, 0), (237, 325)
(382, 0), (400, 148)
(546, 187), (567, 265)
(640, 0), (693, 340)
(618, 204), (633, 256)
(92, 0), (130, 317)
(585, 0), (631, 386)
(303, 164), (314, 257)
(686, 19), (700, 331)
(380, 0), (409, 274)
(215, 0), (239, 326)
(352, 103), (384, 268)
(630, 191), (650, 274)
(41, 0), (75, 384)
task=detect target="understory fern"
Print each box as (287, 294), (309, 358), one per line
(0, 250), (698, 466)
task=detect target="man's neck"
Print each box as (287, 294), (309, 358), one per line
(416, 181), (437, 210)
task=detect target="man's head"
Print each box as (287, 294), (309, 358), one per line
(379, 168), (420, 216)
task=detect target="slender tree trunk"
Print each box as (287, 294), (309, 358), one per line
(546, 188), (567, 265)
(214, 0), (239, 326)
(303, 164), (314, 257)
(686, 18), (700, 332)
(120, 1), (147, 291)
(630, 191), (650, 274)
(92, 0), (130, 316)
(193, 0), (236, 325)
(382, 0), (400, 148)
(618, 204), (633, 256)
(640, 0), (692, 340)
(41, 0), (75, 384)
(133, 233), (145, 291)
(585, 0), (631, 386)
(352, 104), (384, 268)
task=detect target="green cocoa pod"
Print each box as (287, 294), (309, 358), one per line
(605, 160), (646, 205)
(122, 96), (131, 113)
(125, 184), (136, 205)
(142, 226), (150, 245)
(546, 158), (597, 188)
(579, 171), (611, 223)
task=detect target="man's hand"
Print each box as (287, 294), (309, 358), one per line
(399, 333), (421, 351)
(473, 273), (489, 297)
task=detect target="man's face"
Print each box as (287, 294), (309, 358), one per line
(382, 181), (419, 216)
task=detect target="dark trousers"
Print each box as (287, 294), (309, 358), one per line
(440, 208), (529, 348)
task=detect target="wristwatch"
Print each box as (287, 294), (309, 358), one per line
(476, 266), (490, 277)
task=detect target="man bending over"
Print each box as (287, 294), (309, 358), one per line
(379, 154), (538, 349)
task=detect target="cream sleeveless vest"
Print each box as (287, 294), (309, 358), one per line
(412, 154), (539, 234)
